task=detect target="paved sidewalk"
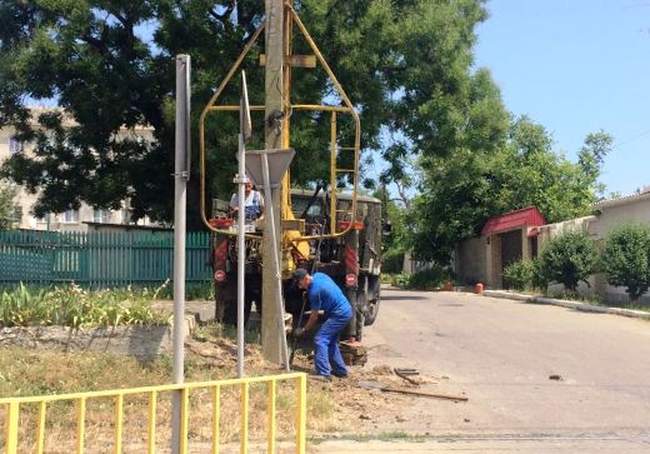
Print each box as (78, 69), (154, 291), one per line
(483, 289), (650, 320)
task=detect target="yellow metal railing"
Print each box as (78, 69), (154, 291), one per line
(1, 372), (307, 454)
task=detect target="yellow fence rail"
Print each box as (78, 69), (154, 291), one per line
(1, 372), (307, 454)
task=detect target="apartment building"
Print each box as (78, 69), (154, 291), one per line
(0, 108), (160, 231)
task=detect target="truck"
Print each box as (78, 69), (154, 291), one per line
(198, 2), (382, 344)
(209, 188), (383, 341)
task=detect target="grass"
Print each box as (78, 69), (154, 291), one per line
(0, 283), (169, 328)
(193, 321), (261, 345)
(0, 327), (340, 452)
(510, 288), (650, 313)
(585, 298), (650, 313)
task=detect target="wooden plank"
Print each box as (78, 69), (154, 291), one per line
(380, 386), (468, 402)
(259, 54), (316, 68)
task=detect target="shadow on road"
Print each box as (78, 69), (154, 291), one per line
(382, 295), (429, 301)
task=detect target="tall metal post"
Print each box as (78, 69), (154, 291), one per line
(235, 70), (252, 378)
(171, 54), (190, 454)
(262, 0), (286, 364)
(236, 133), (246, 377)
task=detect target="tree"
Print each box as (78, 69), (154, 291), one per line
(578, 130), (613, 198)
(409, 116), (612, 263)
(537, 232), (597, 293)
(0, 0), (499, 229)
(0, 179), (17, 230)
(602, 224), (650, 301)
(374, 185), (409, 273)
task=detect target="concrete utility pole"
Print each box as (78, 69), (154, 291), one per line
(262, 0), (286, 364)
(171, 54), (190, 454)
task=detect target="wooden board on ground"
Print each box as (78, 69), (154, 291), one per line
(340, 340), (367, 366)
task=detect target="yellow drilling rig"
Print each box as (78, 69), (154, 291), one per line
(199, 1), (383, 363)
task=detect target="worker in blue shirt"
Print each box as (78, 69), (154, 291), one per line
(293, 268), (353, 380)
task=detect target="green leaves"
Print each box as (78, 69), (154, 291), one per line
(503, 260), (535, 292)
(602, 224), (650, 301)
(410, 117), (612, 264)
(0, 0), (500, 228)
(0, 284), (169, 328)
(537, 232), (598, 292)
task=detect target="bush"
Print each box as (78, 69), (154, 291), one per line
(530, 258), (548, 290)
(503, 260), (534, 291)
(391, 266), (450, 290)
(0, 283), (169, 328)
(602, 224), (650, 301)
(537, 232), (597, 292)
(390, 273), (410, 288)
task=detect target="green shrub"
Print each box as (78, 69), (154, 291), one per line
(0, 283), (169, 328)
(391, 266), (450, 291)
(390, 273), (410, 288)
(503, 260), (534, 291)
(537, 232), (597, 292)
(602, 224), (650, 301)
(530, 258), (548, 290)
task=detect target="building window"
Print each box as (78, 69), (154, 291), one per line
(8, 136), (23, 154)
(93, 208), (111, 223)
(62, 209), (79, 223)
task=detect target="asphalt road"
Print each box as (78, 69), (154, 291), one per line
(316, 288), (650, 453)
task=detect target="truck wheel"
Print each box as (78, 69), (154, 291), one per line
(364, 299), (380, 326)
(355, 309), (365, 341)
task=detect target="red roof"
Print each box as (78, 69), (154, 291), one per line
(481, 207), (546, 237)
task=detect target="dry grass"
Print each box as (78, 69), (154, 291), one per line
(0, 324), (340, 452)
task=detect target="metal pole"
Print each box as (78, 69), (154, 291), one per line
(236, 133), (246, 377)
(171, 53), (190, 454)
(261, 153), (291, 371)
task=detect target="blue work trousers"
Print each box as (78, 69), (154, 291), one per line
(313, 313), (352, 376)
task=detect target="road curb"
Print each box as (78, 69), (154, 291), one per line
(482, 290), (650, 321)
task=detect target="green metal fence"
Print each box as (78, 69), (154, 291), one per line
(0, 230), (213, 287)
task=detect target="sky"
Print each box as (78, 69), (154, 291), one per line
(474, 0), (650, 196)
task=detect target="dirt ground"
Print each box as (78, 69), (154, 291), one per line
(290, 354), (465, 436)
(186, 333), (450, 433)
(155, 297), (469, 438)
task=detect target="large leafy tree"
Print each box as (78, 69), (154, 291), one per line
(0, 0), (500, 229)
(409, 117), (612, 263)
